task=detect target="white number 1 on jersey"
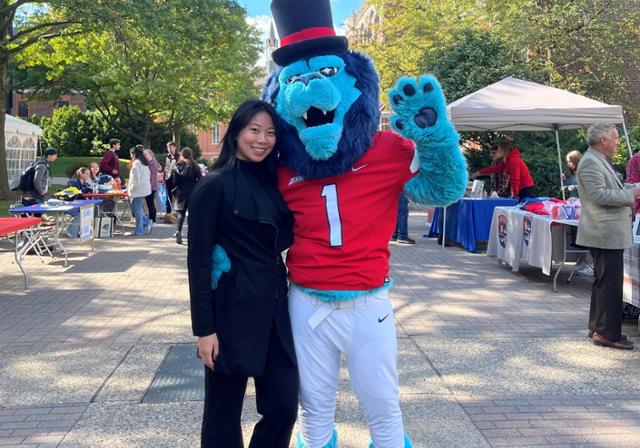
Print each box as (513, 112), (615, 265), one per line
(321, 184), (343, 247)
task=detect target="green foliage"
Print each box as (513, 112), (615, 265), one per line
(15, 0), (261, 146)
(426, 29), (542, 102)
(39, 106), (107, 156)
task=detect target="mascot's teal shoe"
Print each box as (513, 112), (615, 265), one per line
(296, 428), (338, 448)
(368, 433), (413, 448)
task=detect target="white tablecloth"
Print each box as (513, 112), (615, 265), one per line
(487, 206), (579, 276)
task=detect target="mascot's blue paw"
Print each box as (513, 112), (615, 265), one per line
(210, 244), (231, 289)
(388, 74), (456, 146)
(388, 74), (467, 207)
(368, 433), (413, 448)
(296, 428), (338, 448)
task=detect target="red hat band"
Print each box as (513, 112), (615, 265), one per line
(281, 27), (337, 46)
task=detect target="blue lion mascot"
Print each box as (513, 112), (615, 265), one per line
(215, 0), (467, 446)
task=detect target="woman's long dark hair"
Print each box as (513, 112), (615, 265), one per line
(131, 145), (149, 166)
(212, 99), (280, 180)
(178, 147), (194, 166)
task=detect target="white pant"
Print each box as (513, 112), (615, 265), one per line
(289, 285), (404, 448)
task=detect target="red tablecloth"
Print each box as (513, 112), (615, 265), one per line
(0, 217), (42, 237)
(83, 192), (128, 198)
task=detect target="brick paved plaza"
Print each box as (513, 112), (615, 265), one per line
(1, 213), (639, 447)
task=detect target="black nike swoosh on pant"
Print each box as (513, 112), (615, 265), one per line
(378, 314), (390, 323)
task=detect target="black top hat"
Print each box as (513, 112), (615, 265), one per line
(271, 0), (348, 66)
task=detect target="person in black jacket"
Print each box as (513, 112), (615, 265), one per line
(172, 147), (202, 244)
(187, 100), (298, 448)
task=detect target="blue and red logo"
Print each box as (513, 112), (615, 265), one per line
(523, 215), (532, 246)
(498, 215), (507, 248)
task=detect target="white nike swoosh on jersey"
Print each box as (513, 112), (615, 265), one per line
(352, 164), (368, 172)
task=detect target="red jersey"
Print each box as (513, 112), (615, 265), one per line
(278, 131), (417, 291)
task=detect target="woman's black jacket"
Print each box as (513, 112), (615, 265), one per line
(172, 162), (202, 211)
(187, 160), (295, 376)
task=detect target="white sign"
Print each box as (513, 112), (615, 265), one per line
(79, 205), (94, 243)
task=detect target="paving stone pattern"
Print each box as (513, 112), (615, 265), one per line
(0, 214), (639, 447)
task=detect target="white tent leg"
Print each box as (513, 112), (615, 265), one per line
(622, 120), (633, 159)
(555, 129), (566, 201)
(442, 206), (447, 252)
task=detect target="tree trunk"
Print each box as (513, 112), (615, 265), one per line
(173, 123), (182, 151)
(141, 114), (151, 148)
(0, 53), (13, 200)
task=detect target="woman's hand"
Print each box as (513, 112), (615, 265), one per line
(197, 333), (219, 370)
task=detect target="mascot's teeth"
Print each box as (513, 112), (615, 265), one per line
(302, 112), (308, 120)
(322, 110), (327, 115)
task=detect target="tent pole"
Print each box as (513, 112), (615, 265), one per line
(622, 120), (633, 159)
(555, 128), (566, 201)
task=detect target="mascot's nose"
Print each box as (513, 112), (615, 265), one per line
(294, 73), (323, 86)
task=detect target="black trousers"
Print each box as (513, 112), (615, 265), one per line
(201, 328), (298, 448)
(518, 186), (537, 200)
(588, 248), (624, 341)
(145, 192), (157, 222)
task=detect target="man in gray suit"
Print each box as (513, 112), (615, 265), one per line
(577, 123), (640, 350)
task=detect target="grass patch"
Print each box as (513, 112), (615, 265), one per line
(0, 199), (14, 216)
(50, 157), (130, 179)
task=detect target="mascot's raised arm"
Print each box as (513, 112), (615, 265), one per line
(214, 1), (467, 446)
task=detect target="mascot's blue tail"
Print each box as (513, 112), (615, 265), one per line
(369, 433), (413, 448)
(296, 428), (338, 448)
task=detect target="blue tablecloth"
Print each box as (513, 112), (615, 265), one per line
(9, 199), (103, 215)
(428, 198), (518, 252)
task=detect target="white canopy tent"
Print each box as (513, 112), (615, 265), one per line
(438, 77), (632, 251)
(448, 76), (633, 199)
(4, 114), (43, 189)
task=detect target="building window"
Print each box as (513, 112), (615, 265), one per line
(212, 123), (221, 144)
(55, 101), (69, 108)
(18, 101), (29, 117)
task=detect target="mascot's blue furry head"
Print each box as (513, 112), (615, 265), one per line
(262, 0), (380, 180)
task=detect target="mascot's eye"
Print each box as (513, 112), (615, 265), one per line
(319, 67), (338, 77)
(287, 74), (302, 84)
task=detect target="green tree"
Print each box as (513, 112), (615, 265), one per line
(15, 0), (261, 149)
(39, 105), (106, 156)
(0, 0), (149, 198)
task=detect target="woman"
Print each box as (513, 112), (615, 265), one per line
(476, 140), (536, 201)
(67, 167), (93, 194)
(128, 145), (152, 236)
(88, 162), (100, 190)
(171, 147), (202, 244)
(187, 100), (297, 448)
(563, 150), (582, 198)
(143, 148), (162, 228)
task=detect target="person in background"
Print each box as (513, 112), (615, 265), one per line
(563, 150), (582, 198)
(88, 162), (100, 189)
(626, 148), (640, 215)
(64, 167), (92, 237)
(164, 141), (179, 214)
(391, 194), (415, 244)
(143, 148), (162, 228)
(128, 145), (152, 237)
(67, 167), (92, 194)
(475, 140), (536, 201)
(577, 123), (640, 350)
(172, 147), (202, 244)
(31, 147), (58, 203)
(100, 139), (121, 180)
(188, 99), (297, 448)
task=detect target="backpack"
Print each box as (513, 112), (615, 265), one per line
(14, 160), (45, 192)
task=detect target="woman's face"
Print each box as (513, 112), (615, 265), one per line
(567, 159), (576, 171)
(80, 171), (90, 183)
(235, 111), (276, 163)
(90, 164), (99, 176)
(144, 150), (153, 161)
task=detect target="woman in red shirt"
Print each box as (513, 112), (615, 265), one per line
(476, 140), (536, 200)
